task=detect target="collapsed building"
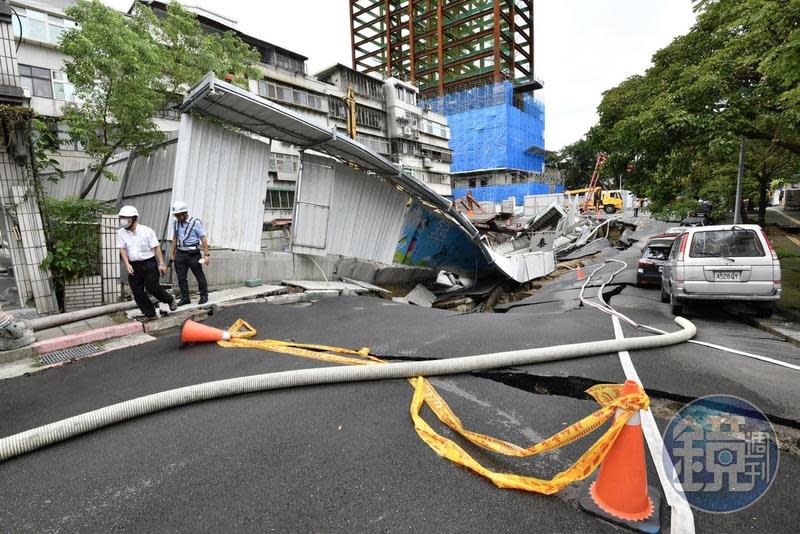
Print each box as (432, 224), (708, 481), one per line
(47, 75), (558, 302)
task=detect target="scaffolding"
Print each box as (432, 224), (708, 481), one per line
(350, 0), (538, 98)
(418, 81), (544, 173)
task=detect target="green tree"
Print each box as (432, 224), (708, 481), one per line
(579, 0), (800, 220)
(60, 0), (259, 199)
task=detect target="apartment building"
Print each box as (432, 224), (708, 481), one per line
(384, 77), (452, 197)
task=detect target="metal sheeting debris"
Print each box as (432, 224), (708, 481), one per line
(171, 114), (271, 252)
(291, 155), (408, 263)
(44, 139), (180, 241)
(178, 74), (555, 283)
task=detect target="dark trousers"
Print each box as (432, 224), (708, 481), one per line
(175, 249), (208, 300)
(634, 208), (639, 217)
(129, 257), (173, 317)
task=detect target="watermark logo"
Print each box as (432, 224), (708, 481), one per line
(662, 395), (779, 513)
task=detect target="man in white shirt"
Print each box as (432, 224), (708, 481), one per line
(117, 205), (177, 320)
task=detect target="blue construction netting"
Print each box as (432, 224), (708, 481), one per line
(421, 81), (545, 173)
(452, 183), (565, 205)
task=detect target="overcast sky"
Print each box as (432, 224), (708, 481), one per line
(105, 0), (697, 150)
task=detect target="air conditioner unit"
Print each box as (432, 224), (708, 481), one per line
(402, 126), (413, 137)
(21, 86), (31, 99)
(412, 130), (421, 139)
(423, 157), (433, 168)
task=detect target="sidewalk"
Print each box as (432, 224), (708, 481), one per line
(746, 316), (800, 348)
(0, 280), (385, 380)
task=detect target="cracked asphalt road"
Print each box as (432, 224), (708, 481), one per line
(1, 217), (798, 533)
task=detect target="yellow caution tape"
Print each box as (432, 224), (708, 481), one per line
(218, 319), (649, 495)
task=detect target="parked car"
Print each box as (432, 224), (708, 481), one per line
(680, 216), (706, 227)
(637, 237), (677, 286)
(661, 225), (781, 317)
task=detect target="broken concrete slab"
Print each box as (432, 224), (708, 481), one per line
(264, 293), (309, 305)
(558, 239), (613, 261)
(435, 271), (455, 287)
(281, 280), (368, 294)
(340, 277), (391, 295)
(405, 284), (436, 307)
(335, 257), (380, 283)
(391, 297), (409, 304)
(305, 289), (340, 301)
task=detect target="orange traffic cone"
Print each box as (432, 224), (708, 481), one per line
(180, 319), (231, 347)
(576, 266), (586, 281)
(580, 380), (661, 532)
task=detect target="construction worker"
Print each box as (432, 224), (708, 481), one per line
(169, 201), (210, 306)
(117, 205), (177, 321)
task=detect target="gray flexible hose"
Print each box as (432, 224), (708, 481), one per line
(0, 317), (696, 462)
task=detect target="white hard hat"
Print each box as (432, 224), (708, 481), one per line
(118, 205), (139, 218)
(171, 201), (189, 215)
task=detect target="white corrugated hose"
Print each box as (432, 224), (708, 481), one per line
(0, 318), (695, 462)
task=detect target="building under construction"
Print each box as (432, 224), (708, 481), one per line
(349, 0), (551, 197)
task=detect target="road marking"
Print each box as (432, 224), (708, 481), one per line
(786, 233), (800, 248)
(612, 316), (696, 534)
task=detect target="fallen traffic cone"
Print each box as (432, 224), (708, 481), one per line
(579, 380), (662, 533)
(576, 266), (586, 281)
(180, 319), (231, 347)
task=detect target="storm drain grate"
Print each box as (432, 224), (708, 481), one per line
(39, 343), (102, 366)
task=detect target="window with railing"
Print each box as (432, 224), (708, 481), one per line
(257, 80), (327, 113)
(328, 96), (346, 119)
(270, 51), (306, 74)
(356, 105), (385, 129)
(339, 69), (385, 102)
(392, 139), (421, 156)
(265, 189), (295, 209)
(420, 118), (450, 139)
(12, 7), (75, 45)
(421, 145), (453, 163)
(394, 85), (417, 105)
(355, 132), (390, 155)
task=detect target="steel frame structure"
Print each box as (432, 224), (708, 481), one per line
(350, 0), (535, 97)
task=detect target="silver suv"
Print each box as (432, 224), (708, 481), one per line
(661, 224), (781, 317)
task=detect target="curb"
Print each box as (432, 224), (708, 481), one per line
(31, 322), (145, 356)
(735, 313), (800, 349)
(1, 289), (350, 369)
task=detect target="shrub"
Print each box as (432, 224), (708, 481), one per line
(40, 197), (111, 290)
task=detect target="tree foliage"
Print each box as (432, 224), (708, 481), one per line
(40, 197), (111, 302)
(563, 0), (800, 225)
(59, 0), (260, 198)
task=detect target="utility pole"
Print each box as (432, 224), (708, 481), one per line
(734, 137), (745, 224)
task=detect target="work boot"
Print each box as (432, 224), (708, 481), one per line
(140, 314), (158, 323)
(177, 298), (191, 307)
(168, 298), (178, 312)
(198, 295), (208, 305)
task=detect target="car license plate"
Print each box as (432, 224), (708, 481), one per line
(714, 271), (741, 281)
